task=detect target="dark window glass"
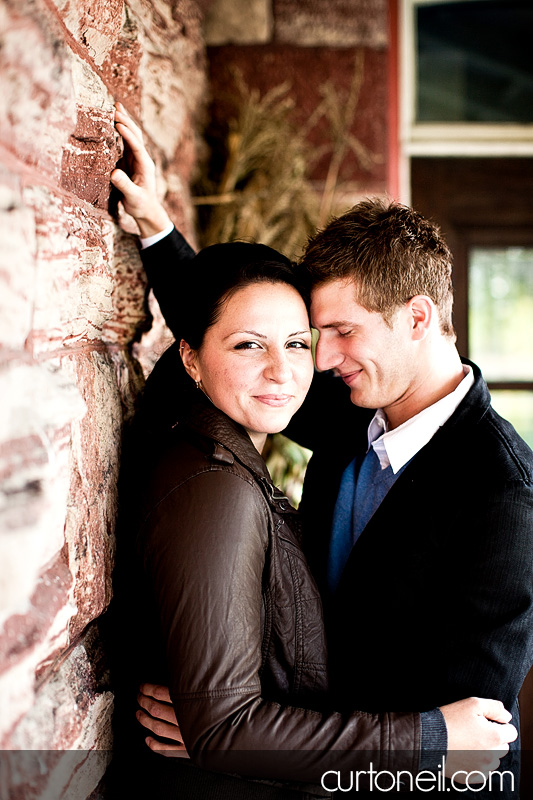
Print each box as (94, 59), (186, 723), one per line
(416, 1), (533, 122)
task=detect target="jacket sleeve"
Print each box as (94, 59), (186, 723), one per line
(140, 227), (196, 340)
(140, 468), (420, 784)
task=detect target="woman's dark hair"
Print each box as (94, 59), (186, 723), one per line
(180, 241), (307, 349)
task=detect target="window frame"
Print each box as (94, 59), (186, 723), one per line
(400, 0), (533, 158)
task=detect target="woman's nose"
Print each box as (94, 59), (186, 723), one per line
(264, 351), (292, 383)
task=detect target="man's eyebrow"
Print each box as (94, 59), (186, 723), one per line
(318, 320), (357, 329)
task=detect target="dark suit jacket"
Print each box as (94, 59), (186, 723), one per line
(295, 366), (533, 714)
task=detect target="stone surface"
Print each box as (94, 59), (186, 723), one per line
(132, 289), (176, 376)
(0, 362), (86, 620)
(0, 0), (206, 793)
(61, 107), (120, 209)
(0, 624), (113, 800)
(26, 185), (116, 354)
(204, 0), (273, 45)
(127, 0), (207, 161)
(100, 4), (143, 115)
(61, 350), (123, 641)
(0, 167), (37, 353)
(7, 623), (112, 748)
(274, 0), (388, 47)
(101, 227), (149, 346)
(0, 566), (77, 741)
(0, 0), (76, 181)
(49, 0), (124, 66)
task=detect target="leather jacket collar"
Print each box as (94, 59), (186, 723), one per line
(179, 391), (274, 485)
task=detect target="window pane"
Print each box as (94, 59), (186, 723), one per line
(416, 1), (533, 122)
(468, 246), (533, 381)
(490, 390), (533, 449)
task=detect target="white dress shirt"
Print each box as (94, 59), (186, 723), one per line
(139, 223), (175, 250)
(368, 365), (474, 474)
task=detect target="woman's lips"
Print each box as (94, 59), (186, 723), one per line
(254, 394), (293, 407)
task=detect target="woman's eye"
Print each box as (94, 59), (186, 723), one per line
(286, 340), (310, 349)
(234, 341), (261, 350)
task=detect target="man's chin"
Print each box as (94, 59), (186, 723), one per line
(348, 387), (375, 408)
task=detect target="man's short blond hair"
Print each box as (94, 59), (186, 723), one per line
(299, 198), (455, 337)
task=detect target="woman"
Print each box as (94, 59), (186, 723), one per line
(111, 105), (515, 797)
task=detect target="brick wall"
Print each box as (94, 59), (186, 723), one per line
(0, 0), (205, 795)
(203, 0), (390, 210)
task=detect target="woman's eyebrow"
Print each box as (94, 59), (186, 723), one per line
(224, 329), (267, 340)
(224, 328), (311, 340)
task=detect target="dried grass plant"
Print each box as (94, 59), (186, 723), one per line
(193, 56), (384, 260)
(194, 70), (320, 260)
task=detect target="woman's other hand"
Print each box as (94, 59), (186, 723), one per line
(111, 103), (172, 238)
(137, 682), (190, 758)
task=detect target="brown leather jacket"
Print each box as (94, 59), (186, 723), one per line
(136, 390), (420, 787)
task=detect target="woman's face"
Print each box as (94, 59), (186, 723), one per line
(182, 282), (314, 451)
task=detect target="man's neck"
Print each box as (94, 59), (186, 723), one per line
(384, 343), (465, 430)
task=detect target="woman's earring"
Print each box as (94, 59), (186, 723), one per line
(195, 380), (200, 390)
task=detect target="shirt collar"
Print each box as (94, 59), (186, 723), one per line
(368, 365), (474, 474)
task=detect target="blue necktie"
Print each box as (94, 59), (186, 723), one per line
(327, 447), (402, 592)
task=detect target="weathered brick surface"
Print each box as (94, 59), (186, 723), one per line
(61, 107), (120, 209)
(0, 0), (205, 794)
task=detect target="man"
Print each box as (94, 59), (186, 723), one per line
(288, 202), (533, 796)
(111, 105), (531, 794)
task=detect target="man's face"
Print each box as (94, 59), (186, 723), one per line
(310, 278), (417, 414)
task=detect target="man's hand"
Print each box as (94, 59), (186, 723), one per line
(440, 697), (517, 779)
(111, 103), (172, 238)
(137, 682), (189, 758)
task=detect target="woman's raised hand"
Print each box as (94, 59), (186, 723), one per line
(137, 682), (190, 758)
(111, 102), (172, 238)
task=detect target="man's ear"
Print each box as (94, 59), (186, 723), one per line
(179, 339), (200, 381)
(408, 295), (433, 340)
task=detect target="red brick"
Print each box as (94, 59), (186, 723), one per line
(207, 44), (388, 190)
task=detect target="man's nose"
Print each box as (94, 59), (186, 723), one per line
(315, 335), (343, 372)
